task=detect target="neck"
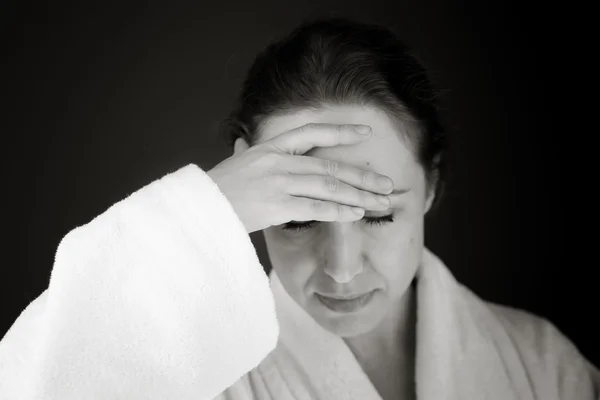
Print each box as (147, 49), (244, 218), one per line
(344, 281), (417, 370)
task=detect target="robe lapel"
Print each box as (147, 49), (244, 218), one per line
(415, 249), (527, 400)
(269, 248), (526, 400)
(270, 272), (382, 400)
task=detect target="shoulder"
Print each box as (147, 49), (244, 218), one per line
(456, 283), (589, 367)
(481, 297), (599, 399)
(486, 301), (568, 354)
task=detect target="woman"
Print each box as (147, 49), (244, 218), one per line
(1, 17), (598, 400)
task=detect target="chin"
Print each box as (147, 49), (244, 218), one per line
(319, 316), (381, 337)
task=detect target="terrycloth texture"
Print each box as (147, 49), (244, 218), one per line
(0, 164), (279, 400)
(1, 163), (598, 400)
(223, 249), (599, 400)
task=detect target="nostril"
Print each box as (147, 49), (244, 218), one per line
(330, 272), (353, 283)
(324, 264), (364, 283)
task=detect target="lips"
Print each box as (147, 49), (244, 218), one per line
(319, 293), (366, 300)
(315, 290), (376, 313)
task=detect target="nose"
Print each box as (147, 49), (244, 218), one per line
(325, 264), (363, 283)
(322, 224), (364, 283)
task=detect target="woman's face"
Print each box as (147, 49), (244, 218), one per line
(257, 104), (435, 338)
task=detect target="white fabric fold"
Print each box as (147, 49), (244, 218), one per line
(1, 163), (597, 400)
(264, 248), (600, 400)
(0, 164), (279, 400)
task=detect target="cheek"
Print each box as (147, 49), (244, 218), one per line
(368, 217), (424, 284)
(264, 213), (424, 285)
(263, 229), (318, 291)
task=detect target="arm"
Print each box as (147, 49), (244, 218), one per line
(0, 164), (279, 400)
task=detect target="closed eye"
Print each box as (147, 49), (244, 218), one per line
(282, 214), (395, 233)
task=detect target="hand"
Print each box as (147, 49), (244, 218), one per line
(207, 123), (394, 234)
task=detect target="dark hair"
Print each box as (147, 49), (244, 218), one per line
(221, 17), (448, 211)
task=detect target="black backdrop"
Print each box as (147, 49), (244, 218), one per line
(3, 1), (598, 367)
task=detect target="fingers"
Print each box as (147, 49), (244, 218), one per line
(287, 197), (366, 223)
(364, 190), (411, 209)
(382, 191), (413, 212)
(284, 175), (391, 211)
(265, 123), (372, 155)
(280, 154), (394, 195)
(280, 187), (410, 226)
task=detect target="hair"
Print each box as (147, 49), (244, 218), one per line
(220, 17), (448, 211)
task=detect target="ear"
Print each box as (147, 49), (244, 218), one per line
(425, 188), (435, 214)
(424, 168), (439, 214)
(233, 137), (250, 156)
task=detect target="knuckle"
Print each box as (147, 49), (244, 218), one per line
(324, 159), (339, 176)
(360, 169), (370, 184)
(335, 124), (343, 142)
(302, 123), (315, 132)
(310, 199), (324, 212)
(324, 176), (338, 192)
(272, 174), (288, 187)
(261, 151), (282, 166)
(358, 188), (369, 202)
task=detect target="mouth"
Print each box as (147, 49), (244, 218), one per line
(315, 290), (377, 313)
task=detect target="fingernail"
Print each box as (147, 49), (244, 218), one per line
(377, 176), (393, 191)
(352, 207), (365, 216)
(377, 196), (390, 208)
(354, 125), (372, 135)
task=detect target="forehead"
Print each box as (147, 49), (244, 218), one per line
(256, 104), (423, 187)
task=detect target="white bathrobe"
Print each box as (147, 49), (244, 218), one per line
(0, 164), (598, 400)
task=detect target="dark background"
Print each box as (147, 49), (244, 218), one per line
(2, 1), (598, 367)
